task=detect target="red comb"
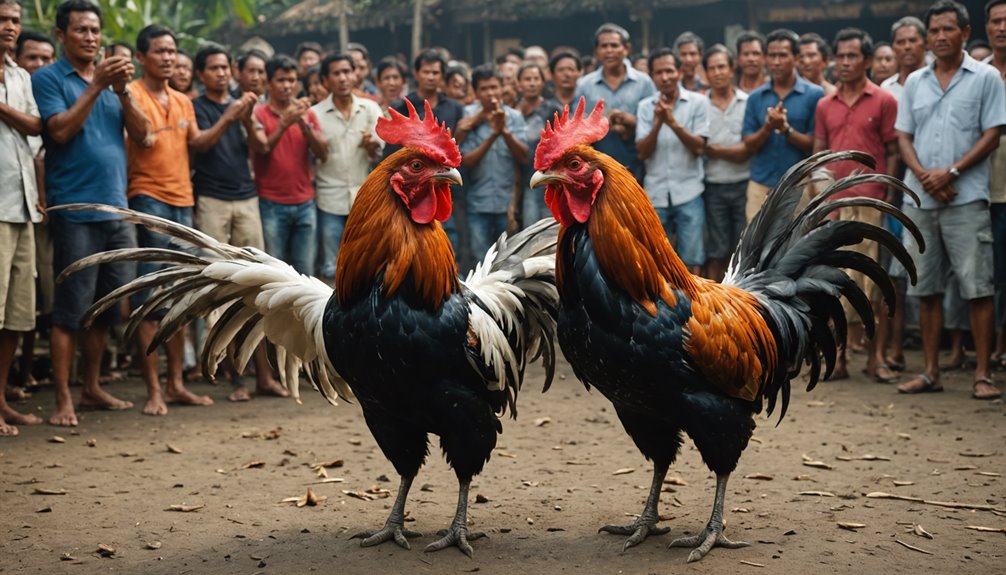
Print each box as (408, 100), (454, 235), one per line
(377, 99), (461, 168)
(534, 97), (609, 170)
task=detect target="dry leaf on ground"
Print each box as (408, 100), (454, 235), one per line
(612, 468), (635, 475)
(33, 488), (67, 495)
(166, 504), (205, 512)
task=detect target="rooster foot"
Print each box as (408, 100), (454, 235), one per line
(424, 525), (486, 558)
(668, 523), (749, 563)
(599, 517), (671, 551)
(351, 523), (422, 550)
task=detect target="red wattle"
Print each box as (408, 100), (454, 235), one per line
(433, 183), (453, 222)
(410, 187), (436, 224)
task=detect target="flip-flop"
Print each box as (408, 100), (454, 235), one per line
(897, 373), (943, 394)
(884, 357), (905, 371)
(873, 364), (900, 384)
(972, 377), (1002, 400)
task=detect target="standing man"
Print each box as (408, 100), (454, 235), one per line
(636, 48), (709, 276)
(549, 51), (582, 110)
(456, 64), (528, 258)
(812, 28), (900, 383)
(0, 0), (43, 436)
(15, 30), (54, 73)
(576, 23), (656, 179)
(798, 33), (837, 95)
(882, 17), (928, 100)
(295, 42), (322, 77)
(895, 0), (1005, 399)
(702, 44), (751, 282)
(674, 32), (708, 93)
(232, 49), (267, 99)
(346, 42), (379, 98)
(253, 55), (327, 276)
(736, 31), (768, 94)
(311, 53), (383, 282)
(984, 0), (1006, 369)
(742, 29), (825, 221)
(32, 0), (150, 426)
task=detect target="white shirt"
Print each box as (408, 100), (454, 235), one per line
(0, 56), (41, 224)
(311, 94), (384, 215)
(704, 88), (750, 184)
(880, 74), (905, 102)
(635, 89), (710, 207)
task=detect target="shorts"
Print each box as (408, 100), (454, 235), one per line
(703, 180), (747, 260)
(654, 195), (705, 267)
(903, 201), (994, 300)
(128, 194), (193, 313)
(0, 222), (36, 332)
(195, 195), (264, 250)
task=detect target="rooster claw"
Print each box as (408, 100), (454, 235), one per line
(599, 519), (671, 551)
(424, 525), (486, 557)
(669, 525), (749, 562)
(351, 523), (422, 550)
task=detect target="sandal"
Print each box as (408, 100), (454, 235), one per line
(872, 364), (900, 384)
(884, 357), (905, 372)
(897, 374), (943, 394)
(972, 377), (1002, 400)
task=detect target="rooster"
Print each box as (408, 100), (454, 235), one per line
(529, 99), (922, 562)
(54, 100), (559, 557)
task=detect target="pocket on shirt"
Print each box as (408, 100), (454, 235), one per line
(952, 98), (981, 131)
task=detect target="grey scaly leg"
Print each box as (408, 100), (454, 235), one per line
(424, 479), (486, 557)
(669, 473), (750, 562)
(351, 475), (422, 549)
(599, 463), (672, 551)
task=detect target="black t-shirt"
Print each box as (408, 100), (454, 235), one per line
(192, 95), (257, 201)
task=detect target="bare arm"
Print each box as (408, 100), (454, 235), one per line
(45, 82), (105, 144)
(119, 91), (151, 145)
(300, 117), (329, 162)
(499, 128), (528, 165)
(636, 117), (661, 161)
(461, 132), (497, 169)
(952, 126), (1001, 173)
(667, 118), (706, 156)
(883, 140), (899, 203)
(243, 113), (268, 155)
(706, 141), (752, 162)
(812, 135), (827, 156)
(0, 103), (42, 137)
(781, 124), (813, 154)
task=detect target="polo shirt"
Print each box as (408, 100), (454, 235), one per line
(32, 56), (127, 222)
(742, 76), (824, 187)
(895, 52), (1006, 209)
(880, 74), (906, 102)
(252, 103), (321, 205)
(311, 94), (384, 215)
(635, 89), (710, 207)
(192, 95), (257, 201)
(814, 81), (898, 200)
(575, 65), (657, 172)
(0, 56), (41, 224)
(459, 102), (527, 213)
(704, 88), (750, 184)
(126, 80), (195, 207)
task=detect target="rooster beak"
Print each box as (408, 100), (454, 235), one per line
(530, 170), (566, 188)
(431, 167), (463, 186)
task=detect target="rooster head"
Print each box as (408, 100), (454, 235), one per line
(529, 98), (609, 226)
(377, 99), (463, 225)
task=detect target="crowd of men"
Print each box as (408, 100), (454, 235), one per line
(1, 0), (1004, 437)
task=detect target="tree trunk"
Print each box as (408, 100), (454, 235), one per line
(338, 0), (349, 52)
(412, 0), (423, 63)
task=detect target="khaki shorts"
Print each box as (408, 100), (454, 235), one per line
(195, 195), (265, 249)
(747, 179), (814, 223)
(835, 204), (883, 325)
(0, 222), (36, 332)
(904, 202), (995, 300)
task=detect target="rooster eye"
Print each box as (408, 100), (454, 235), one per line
(568, 159), (581, 169)
(409, 161), (424, 171)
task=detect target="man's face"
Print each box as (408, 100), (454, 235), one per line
(927, 11), (969, 59)
(552, 56), (581, 91)
(650, 55), (680, 96)
(446, 73), (468, 101)
(677, 41), (701, 77)
(705, 51), (734, 90)
(197, 53), (231, 95)
(766, 39), (796, 83)
(595, 32), (628, 71)
(517, 66), (543, 98)
(171, 53), (192, 91)
(834, 38), (869, 84)
(988, 4), (1006, 52)
(797, 41), (827, 80)
(738, 39), (765, 77)
(0, 3), (20, 54)
(324, 58), (355, 98)
(137, 34), (176, 82)
(267, 68), (297, 105)
(475, 76), (501, 109)
(350, 50), (370, 84)
(893, 25), (926, 70)
(378, 65), (404, 100)
(17, 39), (54, 74)
(298, 49), (319, 75)
(240, 55), (266, 95)
(416, 60), (443, 95)
(57, 10), (101, 63)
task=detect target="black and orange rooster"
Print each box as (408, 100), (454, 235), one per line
(55, 100), (559, 557)
(529, 99), (923, 562)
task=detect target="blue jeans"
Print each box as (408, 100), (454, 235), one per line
(259, 197), (317, 276)
(468, 212), (508, 261)
(654, 195), (705, 267)
(317, 210), (347, 279)
(128, 194), (193, 312)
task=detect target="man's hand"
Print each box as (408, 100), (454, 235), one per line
(488, 98), (506, 135)
(656, 95), (677, 127)
(917, 167), (956, 196)
(766, 100), (787, 132)
(94, 55), (132, 91)
(359, 130), (381, 158)
(279, 98), (310, 128)
(229, 92), (258, 122)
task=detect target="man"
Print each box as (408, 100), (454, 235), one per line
(736, 31), (768, 94)
(0, 0), (43, 436)
(549, 50), (582, 109)
(798, 33), (837, 95)
(311, 53), (383, 282)
(233, 48), (267, 98)
(702, 44), (751, 282)
(984, 0), (1006, 373)
(32, 0), (150, 426)
(295, 41), (322, 77)
(190, 43), (285, 403)
(575, 23), (656, 179)
(742, 29), (824, 221)
(253, 55), (328, 276)
(636, 48), (709, 276)
(15, 30), (53, 74)
(812, 28), (900, 383)
(457, 65), (528, 258)
(673, 31), (708, 92)
(895, 0), (1005, 399)
(871, 42), (897, 84)
(346, 42), (378, 97)
(882, 16), (927, 100)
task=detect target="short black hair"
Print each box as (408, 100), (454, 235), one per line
(766, 29), (800, 55)
(470, 63), (502, 90)
(346, 42), (369, 62)
(986, 0), (1006, 17)
(376, 56), (407, 81)
(873, 41), (893, 53)
(194, 42), (229, 72)
(319, 53), (355, 77)
(799, 32), (831, 58)
(265, 54), (298, 81)
(110, 41), (132, 56)
(967, 38), (991, 52)
(594, 23), (630, 47)
(495, 46), (525, 65)
(702, 43), (734, 69)
(891, 16), (927, 41)
(673, 32), (705, 56)
(237, 48), (268, 72)
(444, 65), (468, 86)
(549, 50), (582, 74)
(55, 0), (102, 32)
(136, 24), (175, 55)
(832, 28), (874, 58)
(647, 47), (681, 73)
(735, 30), (766, 55)
(295, 41), (322, 60)
(413, 49), (446, 74)
(176, 48), (192, 62)
(16, 31), (54, 58)
(517, 62), (545, 82)
(924, 0), (970, 29)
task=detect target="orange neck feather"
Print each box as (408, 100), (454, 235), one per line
(335, 160), (459, 310)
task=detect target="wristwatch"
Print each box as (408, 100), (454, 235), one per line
(949, 166), (960, 178)
(782, 126), (793, 138)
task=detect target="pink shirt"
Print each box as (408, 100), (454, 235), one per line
(253, 104), (320, 204)
(814, 81), (898, 200)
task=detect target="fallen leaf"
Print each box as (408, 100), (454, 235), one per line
(733, 507), (750, 513)
(959, 451), (995, 458)
(36, 506), (53, 513)
(310, 460), (344, 470)
(976, 471), (1001, 477)
(799, 491), (836, 497)
(838, 522), (866, 531)
(366, 485), (392, 498)
(497, 451), (517, 458)
(33, 487), (67, 495)
(926, 457), (949, 463)
(475, 494), (489, 504)
(533, 417), (551, 427)
(47, 436), (65, 444)
(297, 487), (326, 507)
(856, 454), (891, 461)
(740, 560), (766, 567)
(146, 541), (162, 550)
(59, 553), (75, 561)
(663, 476), (687, 486)
(806, 401), (829, 407)
(802, 460), (834, 470)
(85, 439), (97, 447)
(342, 490), (375, 501)
(348, 438), (362, 446)
(895, 539), (933, 555)
(954, 465), (978, 471)
(744, 473), (774, 481)
(612, 468), (635, 476)
(913, 524), (933, 539)
(316, 467), (328, 478)
(310, 477), (345, 485)
(897, 433), (912, 440)
(96, 543), (115, 557)
(242, 460), (266, 469)
(965, 525), (1006, 534)
(893, 480), (915, 487)
(526, 517), (534, 525)
(166, 444), (182, 454)
(166, 504), (205, 512)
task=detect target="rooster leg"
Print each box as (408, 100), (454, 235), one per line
(351, 475), (422, 549)
(669, 473), (749, 562)
(424, 479), (486, 557)
(599, 462), (671, 550)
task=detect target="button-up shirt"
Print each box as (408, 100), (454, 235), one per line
(895, 52), (1006, 209)
(742, 76), (824, 187)
(312, 94), (384, 215)
(459, 102), (527, 214)
(636, 89), (710, 207)
(704, 88), (750, 184)
(575, 65), (656, 173)
(0, 56), (41, 224)
(880, 74), (906, 102)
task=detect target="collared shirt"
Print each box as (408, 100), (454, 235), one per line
(384, 91), (465, 158)
(880, 74), (906, 102)
(192, 94), (257, 202)
(312, 94), (384, 215)
(742, 75), (824, 187)
(459, 102), (527, 213)
(704, 88), (750, 184)
(126, 80), (196, 207)
(575, 65), (657, 172)
(253, 103), (321, 205)
(815, 81), (898, 200)
(895, 52), (1006, 209)
(981, 54), (1006, 204)
(0, 56), (41, 224)
(636, 89), (710, 207)
(32, 56), (128, 222)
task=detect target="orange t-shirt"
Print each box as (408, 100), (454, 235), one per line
(126, 80), (195, 207)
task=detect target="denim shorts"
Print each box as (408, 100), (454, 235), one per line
(128, 194), (193, 312)
(903, 201), (994, 300)
(703, 181), (747, 261)
(654, 195), (705, 267)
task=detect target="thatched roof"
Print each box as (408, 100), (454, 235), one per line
(260, 0), (440, 35)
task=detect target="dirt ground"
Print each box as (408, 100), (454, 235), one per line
(1, 348), (1004, 575)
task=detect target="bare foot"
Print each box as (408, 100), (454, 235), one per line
(0, 417), (18, 437)
(5, 385), (31, 401)
(49, 393), (78, 427)
(79, 388), (134, 411)
(165, 386), (214, 407)
(228, 386), (251, 402)
(143, 394), (168, 416)
(0, 405), (43, 426)
(256, 378), (289, 398)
